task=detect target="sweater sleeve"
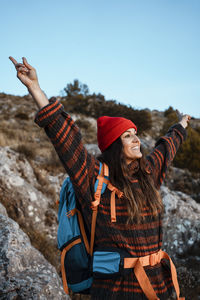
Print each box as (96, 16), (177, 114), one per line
(34, 98), (100, 204)
(146, 123), (187, 189)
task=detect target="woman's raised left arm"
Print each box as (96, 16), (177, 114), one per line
(146, 114), (191, 189)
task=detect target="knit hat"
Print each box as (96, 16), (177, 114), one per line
(97, 116), (137, 152)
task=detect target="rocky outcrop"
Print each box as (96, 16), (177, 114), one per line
(162, 185), (200, 259)
(0, 213), (70, 300)
(85, 144), (101, 156)
(164, 167), (200, 204)
(0, 146), (56, 226)
(0, 146), (66, 272)
(161, 186), (200, 298)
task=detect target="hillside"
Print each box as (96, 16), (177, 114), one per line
(1, 92), (199, 199)
(0, 92), (200, 299)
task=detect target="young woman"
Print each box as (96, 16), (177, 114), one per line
(9, 57), (190, 300)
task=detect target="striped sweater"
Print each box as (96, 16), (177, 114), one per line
(35, 99), (186, 300)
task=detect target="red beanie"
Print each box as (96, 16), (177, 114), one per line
(97, 116), (137, 152)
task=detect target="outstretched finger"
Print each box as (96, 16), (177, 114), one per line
(22, 57), (33, 70)
(9, 56), (18, 66)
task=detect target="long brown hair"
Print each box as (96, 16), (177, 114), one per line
(97, 137), (163, 223)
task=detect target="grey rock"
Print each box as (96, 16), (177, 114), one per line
(0, 214), (70, 300)
(164, 166), (200, 203)
(161, 185), (200, 298)
(85, 144), (101, 156)
(0, 202), (8, 217)
(140, 134), (156, 150)
(0, 147), (58, 243)
(162, 185), (200, 259)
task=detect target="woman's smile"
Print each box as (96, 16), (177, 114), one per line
(131, 145), (139, 150)
(120, 128), (142, 164)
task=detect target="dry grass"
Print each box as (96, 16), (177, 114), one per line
(31, 162), (58, 200)
(14, 143), (37, 160)
(39, 148), (66, 175)
(15, 112), (29, 120)
(0, 94), (97, 173)
(24, 226), (61, 273)
(0, 133), (8, 147)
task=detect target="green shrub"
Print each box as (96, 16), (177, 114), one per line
(61, 80), (152, 133)
(174, 126), (200, 173)
(160, 106), (179, 135)
(164, 106), (175, 117)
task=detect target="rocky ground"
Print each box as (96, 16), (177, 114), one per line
(0, 93), (200, 299)
(0, 209), (70, 300)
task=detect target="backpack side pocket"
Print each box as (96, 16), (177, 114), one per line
(61, 236), (93, 294)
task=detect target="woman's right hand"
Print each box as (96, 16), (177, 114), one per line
(9, 56), (39, 90)
(9, 56), (49, 109)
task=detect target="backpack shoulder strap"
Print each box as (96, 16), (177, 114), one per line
(93, 162), (109, 203)
(90, 162), (108, 256)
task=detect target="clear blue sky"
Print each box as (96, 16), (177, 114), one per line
(1, 0), (200, 118)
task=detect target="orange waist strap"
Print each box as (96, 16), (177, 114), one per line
(124, 250), (184, 300)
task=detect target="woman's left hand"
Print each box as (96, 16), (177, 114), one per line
(178, 113), (191, 129)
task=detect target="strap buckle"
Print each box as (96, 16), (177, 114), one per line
(66, 208), (76, 218)
(149, 251), (161, 266)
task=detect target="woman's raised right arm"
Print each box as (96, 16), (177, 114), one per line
(9, 56), (99, 203)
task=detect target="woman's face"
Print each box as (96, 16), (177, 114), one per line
(120, 128), (142, 164)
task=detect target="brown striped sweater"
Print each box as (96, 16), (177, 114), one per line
(35, 99), (186, 300)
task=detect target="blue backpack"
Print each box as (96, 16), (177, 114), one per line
(57, 162), (127, 295)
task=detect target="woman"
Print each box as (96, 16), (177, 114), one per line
(9, 56), (190, 300)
